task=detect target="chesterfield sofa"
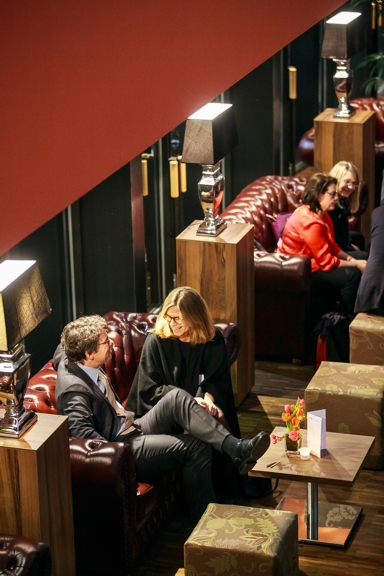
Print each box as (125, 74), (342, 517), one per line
(220, 175), (367, 362)
(23, 312), (240, 576)
(0, 533), (52, 576)
(298, 97), (384, 206)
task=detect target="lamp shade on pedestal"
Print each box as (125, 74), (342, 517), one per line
(0, 260), (51, 438)
(182, 102), (238, 236)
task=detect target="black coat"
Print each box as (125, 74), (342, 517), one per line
(126, 329), (240, 437)
(355, 205), (384, 313)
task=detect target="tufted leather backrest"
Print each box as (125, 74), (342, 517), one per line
(351, 97), (384, 141)
(221, 175), (307, 251)
(25, 312), (240, 412)
(0, 534), (52, 576)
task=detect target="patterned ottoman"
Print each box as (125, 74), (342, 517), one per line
(184, 503), (298, 576)
(349, 313), (384, 365)
(305, 361), (384, 470)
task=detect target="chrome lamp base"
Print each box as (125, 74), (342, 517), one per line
(0, 342), (37, 438)
(197, 216), (227, 236)
(332, 59), (355, 118)
(197, 162), (227, 237)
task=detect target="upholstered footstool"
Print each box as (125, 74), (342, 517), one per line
(305, 361), (384, 470)
(184, 503), (298, 576)
(349, 313), (384, 365)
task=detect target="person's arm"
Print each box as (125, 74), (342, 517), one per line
(129, 334), (177, 410)
(60, 390), (106, 441)
(337, 250), (367, 272)
(301, 220), (340, 271)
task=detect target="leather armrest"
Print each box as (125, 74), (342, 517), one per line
(0, 534), (52, 576)
(254, 252), (311, 293)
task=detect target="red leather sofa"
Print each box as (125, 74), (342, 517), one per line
(24, 312), (240, 576)
(0, 534), (51, 576)
(298, 97), (384, 206)
(221, 175), (367, 362)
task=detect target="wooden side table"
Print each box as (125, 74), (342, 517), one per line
(176, 221), (254, 407)
(0, 412), (75, 576)
(314, 108), (376, 241)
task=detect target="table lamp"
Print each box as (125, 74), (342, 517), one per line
(0, 260), (51, 437)
(321, 11), (362, 118)
(181, 102), (238, 236)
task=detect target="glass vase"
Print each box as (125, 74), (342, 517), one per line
(285, 434), (302, 454)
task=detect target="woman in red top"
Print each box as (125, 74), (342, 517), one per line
(278, 173), (366, 314)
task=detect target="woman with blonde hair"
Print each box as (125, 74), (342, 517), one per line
(329, 161), (367, 259)
(127, 286), (240, 437)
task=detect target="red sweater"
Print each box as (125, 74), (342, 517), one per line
(278, 205), (342, 272)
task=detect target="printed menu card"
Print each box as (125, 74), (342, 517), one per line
(307, 409), (326, 458)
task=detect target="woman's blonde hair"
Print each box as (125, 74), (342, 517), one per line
(153, 287), (215, 344)
(329, 161), (360, 213)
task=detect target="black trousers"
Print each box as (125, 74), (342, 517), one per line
(312, 266), (361, 314)
(116, 388), (231, 523)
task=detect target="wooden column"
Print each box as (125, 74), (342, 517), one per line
(176, 221), (254, 407)
(0, 413), (75, 576)
(314, 108), (376, 241)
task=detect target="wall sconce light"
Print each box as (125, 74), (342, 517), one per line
(0, 260), (51, 437)
(321, 11), (362, 118)
(182, 102), (238, 236)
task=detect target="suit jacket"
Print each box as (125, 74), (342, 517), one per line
(54, 345), (120, 441)
(355, 205), (384, 313)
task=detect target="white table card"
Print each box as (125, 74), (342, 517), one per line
(307, 409), (326, 458)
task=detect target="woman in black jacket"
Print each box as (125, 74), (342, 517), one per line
(328, 161), (368, 260)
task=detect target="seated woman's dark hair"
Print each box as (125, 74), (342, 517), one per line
(302, 173), (337, 213)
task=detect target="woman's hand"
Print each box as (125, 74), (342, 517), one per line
(355, 259), (367, 273)
(194, 394), (223, 418)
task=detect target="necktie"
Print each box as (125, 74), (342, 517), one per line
(98, 369), (135, 434)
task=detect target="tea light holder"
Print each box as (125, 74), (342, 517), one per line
(299, 447), (311, 460)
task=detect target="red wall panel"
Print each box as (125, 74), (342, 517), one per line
(0, 0), (343, 255)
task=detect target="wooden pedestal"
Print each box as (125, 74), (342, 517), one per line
(176, 221), (254, 407)
(0, 413), (75, 576)
(314, 108), (376, 241)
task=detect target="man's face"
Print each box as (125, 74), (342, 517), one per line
(89, 330), (112, 367)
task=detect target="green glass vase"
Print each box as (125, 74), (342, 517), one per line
(285, 434), (302, 454)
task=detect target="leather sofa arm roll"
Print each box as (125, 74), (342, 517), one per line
(68, 438), (138, 574)
(254, 252), (312, 293)
(0, 534), (52, 576)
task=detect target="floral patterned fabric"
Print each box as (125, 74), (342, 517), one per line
(305, 361), (384, 470)
(184, 503), (298, 576)
(349, 313), (384, 365)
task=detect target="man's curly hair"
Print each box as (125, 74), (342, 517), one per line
(61, 315), (108, 363)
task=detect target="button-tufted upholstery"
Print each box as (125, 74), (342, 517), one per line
(221, 175), (366, 361)
(24, 312), (240, 576)
(0, 534), (52, 576)
(298, 98), (384, 206)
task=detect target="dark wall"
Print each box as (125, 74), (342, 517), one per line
(7, 215), (70, 374)
(78, 162), (143, 315)
(229, 59), (277, 197)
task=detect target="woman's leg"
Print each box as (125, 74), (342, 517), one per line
(312, 267), (361, 314)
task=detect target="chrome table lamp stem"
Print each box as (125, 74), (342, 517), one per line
(0, 342), (37, 438)
(197, 162), (227, 236)
(333, 59), (355, 118)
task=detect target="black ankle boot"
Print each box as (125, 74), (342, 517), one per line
(233, 431), (270, 475)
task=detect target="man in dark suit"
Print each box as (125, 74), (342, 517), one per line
(355, 202), (384, 315)
(54, 315), (270, 523)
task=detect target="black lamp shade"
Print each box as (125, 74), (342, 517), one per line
(182, 103), (239, 165)
(0, 261), (51, 351)
(321, 12), (363, 60)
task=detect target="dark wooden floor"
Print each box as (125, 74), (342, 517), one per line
(133, 360), (384, 576)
